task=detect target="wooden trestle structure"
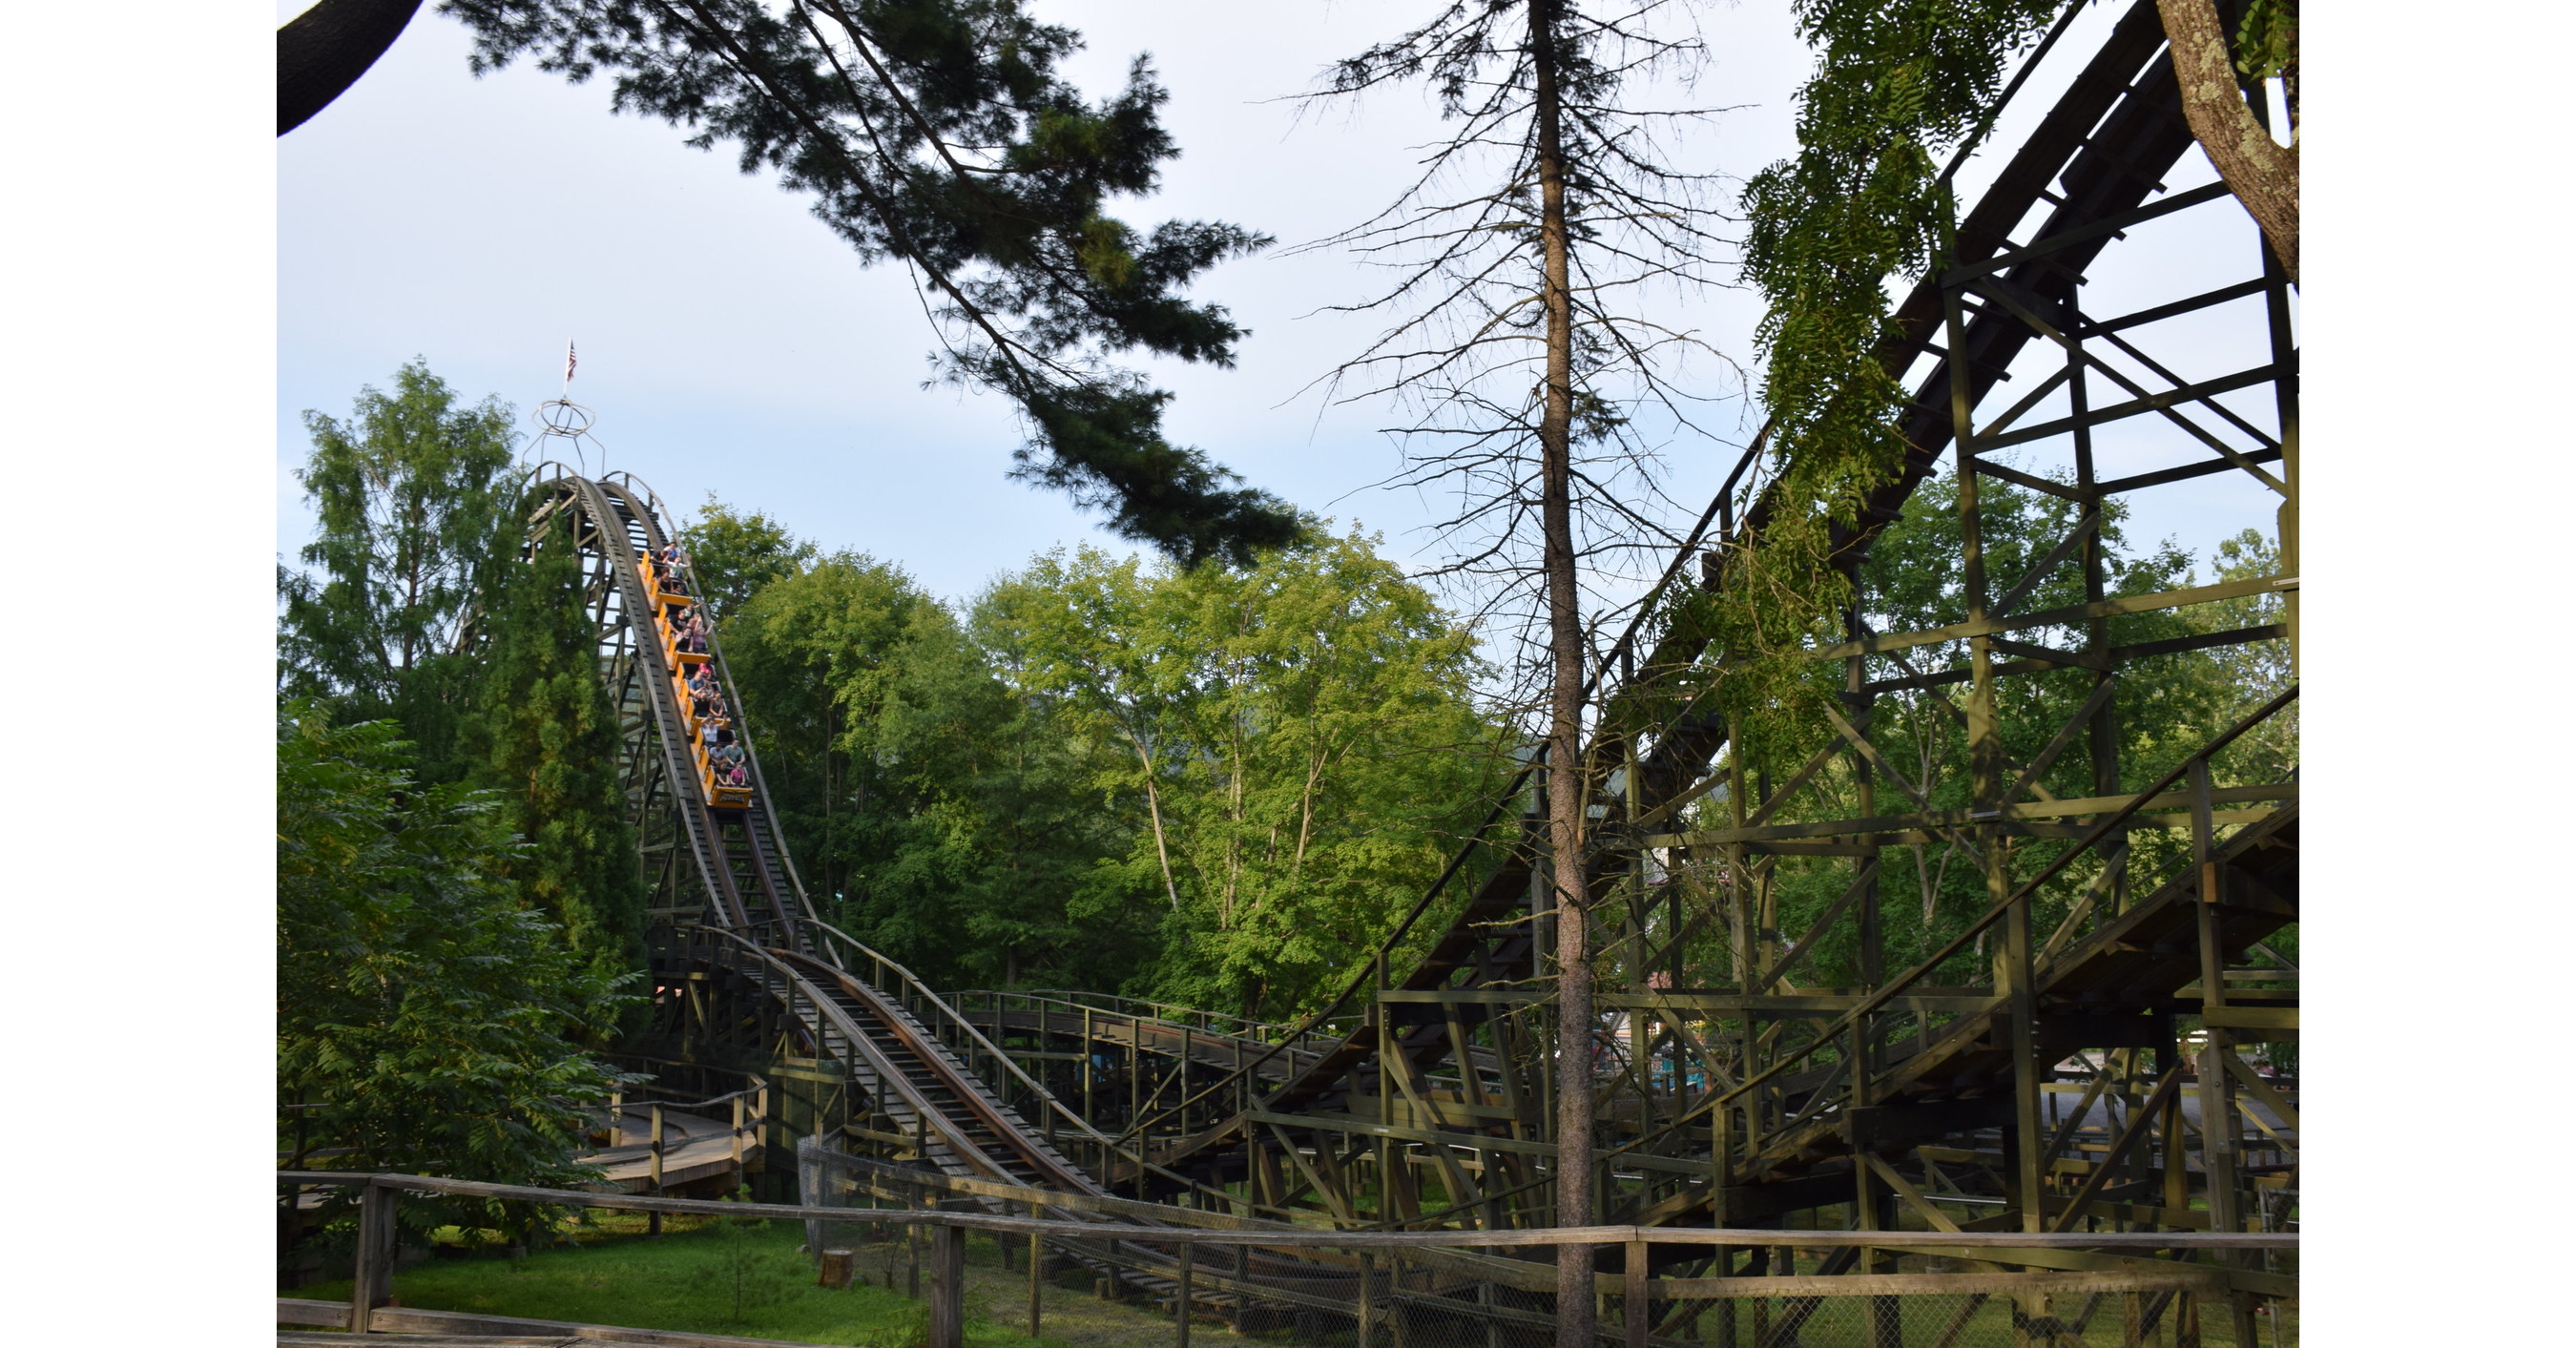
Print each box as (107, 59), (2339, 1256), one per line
(528, 4), (2296, 1340)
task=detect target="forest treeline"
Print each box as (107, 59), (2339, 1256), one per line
(275, 362), (1511, 1083)
(276, 358), (2292, 1207)
(687, 508), (1510, 1016)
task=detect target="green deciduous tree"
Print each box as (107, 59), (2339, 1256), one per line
(987, 535), (1506, 1022)
(279, 357), (521, 781)
(676, 495), (818, 620)
(278, 701), (634, 1243)
(717, 550), (1151, 991)
(443, 0), (1299, 565)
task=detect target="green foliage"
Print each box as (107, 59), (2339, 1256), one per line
(687, 1190), (800, 1325)
(713, 528), (1504, 1015)
(984, 534), (1509, 1019)
(1671, 471), (2296, 996)
(277, 701), (634, 1240)
(716, 548), (1152, 991)
(1742, 0), (2065, 509)
(1719, 0), (2068, 715)
(278, 357), (521, 780)
(468, 521), (649, 982)
(677, 494), (818, 620)
(441, 0), (1298, 566)
(2233, 0), (2298, 81)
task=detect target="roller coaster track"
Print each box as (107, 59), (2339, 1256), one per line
(527, 468), (1352, 1315)
(524, 469), (1115, 1188)
(1018, 0), (2298, 1271)
(516, 2), (2295, 1330)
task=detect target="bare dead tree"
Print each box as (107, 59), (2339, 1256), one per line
(1296, 3), (1745, 1341)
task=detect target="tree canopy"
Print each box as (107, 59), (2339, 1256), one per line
(442, 0), (1299, 566)
(278, 357), (521, 779)
(278, 701), (634, 1240)
(708, 523), (1506, 1019)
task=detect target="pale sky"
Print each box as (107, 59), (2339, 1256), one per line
(278, 1), (2276, 618)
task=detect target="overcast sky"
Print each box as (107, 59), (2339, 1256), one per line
(278, 0), (2274, 616)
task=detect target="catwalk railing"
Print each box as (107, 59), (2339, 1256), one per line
(282, 1170), (2296, 1348)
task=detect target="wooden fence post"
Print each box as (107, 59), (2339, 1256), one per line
(648, 1103), (666, 1237)
(1028, 1201), (1045, 1338)
(349, 1180), (398, 1333)
(1626, 1238), (1650, 1348)
(926, 1221), (965, 1348)
(1175, 1242), (1194, 1348)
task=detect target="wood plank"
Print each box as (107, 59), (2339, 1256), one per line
(1803, 576), (2284, 663)
(276, 1172), (2296, 1251)
(1648, 1269), (2221, 1300)
(1647, 782), (2293, 848)
(287, 1301), (835, 1346)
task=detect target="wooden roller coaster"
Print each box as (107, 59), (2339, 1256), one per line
(517, 4), (2297, 1340)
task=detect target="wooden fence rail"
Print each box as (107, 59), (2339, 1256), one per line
(280, 1171), (2294, 1348)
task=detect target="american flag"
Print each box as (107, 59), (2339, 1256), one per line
(564, 340), (577, 384)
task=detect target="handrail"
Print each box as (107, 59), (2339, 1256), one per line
(688, 926), (1059, 1191)
(947, 987), (1346, 1046)
(601, 1079), (768, 1114)
(945, 988), (1353, 1055)
(752, 922), (1273, 1211)
(1359, 687), (2303, 1229)
(277, 1170), (2298, 1250)
(797, 920), (1121, 1151)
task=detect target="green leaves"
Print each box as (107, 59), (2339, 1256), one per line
(439, 0), (1294, 565)
(710, 527), (1504, 1017)
(676, 496), (818, 620)
(2232, 0), (2297, 81)
(277, 357), (519, 754)
(278, 702), (635, 1239)
(1743, 0), (2067, 511)
(468, 520), (649, 982)
(984, 534), (1506, 1020)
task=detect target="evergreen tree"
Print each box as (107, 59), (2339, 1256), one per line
(1304, 8), (1731, 1328)
(468, 521), (648, 983)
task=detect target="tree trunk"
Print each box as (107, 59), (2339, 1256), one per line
(1133, 735), (1184, 911)
(1529, 5), (1596, 1346)
(278, 0), (425, 135)
(2156, 0), (2297, 282)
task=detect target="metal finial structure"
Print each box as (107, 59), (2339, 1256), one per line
(527, 340), (606, 475)
(529, 395), (605, 478)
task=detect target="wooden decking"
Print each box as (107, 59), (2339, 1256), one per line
(584, 1104), (756, 1194)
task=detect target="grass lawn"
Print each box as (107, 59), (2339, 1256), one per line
(294, 1212), (1210, 1347)
(292, 1214), (2291, 1347)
